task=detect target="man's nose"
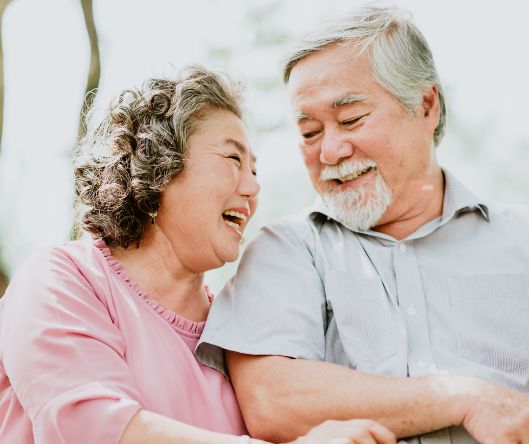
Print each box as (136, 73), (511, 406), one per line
(319, 131), (354, 165)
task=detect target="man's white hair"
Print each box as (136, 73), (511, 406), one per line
(283, 3), (446, 147)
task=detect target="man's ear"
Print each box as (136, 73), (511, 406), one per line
(422, 85), (440, 137)
(422, 85), (440, 119)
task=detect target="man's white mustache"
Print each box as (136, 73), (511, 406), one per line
(320, 159), (378, 181)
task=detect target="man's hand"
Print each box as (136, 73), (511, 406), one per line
(461, 379), (529, 443)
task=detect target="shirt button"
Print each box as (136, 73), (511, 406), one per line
(398, 243), (406, 253)
(406, 304), (417, 316)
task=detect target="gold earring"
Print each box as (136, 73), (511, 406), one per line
(148, 211), (157, 224)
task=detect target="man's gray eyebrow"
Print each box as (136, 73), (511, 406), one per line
(225, 138), (257, 163)
(295, 94), (367, 121)
(295, 112), (311, 122)
(332, 93), (368, 108)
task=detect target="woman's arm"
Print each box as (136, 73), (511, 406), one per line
(1, 247), (145, 443)
(1, 247), (397, 444)
(119, 410), (262, 444)
(120, 409), (397, 444)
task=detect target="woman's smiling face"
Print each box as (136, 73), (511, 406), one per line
(155, 109), (259, 273)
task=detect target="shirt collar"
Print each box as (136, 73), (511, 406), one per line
(309, 169), (490, 235)
(441, 169), (489, 223)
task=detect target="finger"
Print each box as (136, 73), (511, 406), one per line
(328, 439), (352, 444)
(328, 433), (376, 444)
(350, 433), (377, 444)
(366, 422), (397, 444)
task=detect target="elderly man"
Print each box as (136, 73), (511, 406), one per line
(197, 5), (529, 444)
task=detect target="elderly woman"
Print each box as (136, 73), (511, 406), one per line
(0, 66), (396, 444)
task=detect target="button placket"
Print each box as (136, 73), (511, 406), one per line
(393, 241), (436, 377)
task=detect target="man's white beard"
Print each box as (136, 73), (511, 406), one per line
(320, 163), (392, 232)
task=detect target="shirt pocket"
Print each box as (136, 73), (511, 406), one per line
(448, 273), (529, 375)
(325, 270), (396, 367)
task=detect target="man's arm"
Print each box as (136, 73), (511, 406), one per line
(227, 352), (529, 443)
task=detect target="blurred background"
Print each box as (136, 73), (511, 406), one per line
(0, 0), (528, 296)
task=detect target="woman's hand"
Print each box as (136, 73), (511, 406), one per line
(291, 419), (396, 444)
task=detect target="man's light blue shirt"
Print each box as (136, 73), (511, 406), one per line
(198, 171), (529, 443)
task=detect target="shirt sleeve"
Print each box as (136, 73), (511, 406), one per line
(197, 216), (326, 374)
(0, 247), (143, 443)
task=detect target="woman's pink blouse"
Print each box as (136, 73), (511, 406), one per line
(0, 240), (246, 443)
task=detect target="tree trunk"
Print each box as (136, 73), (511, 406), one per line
(0, 0), (12, 296)
(0, 268), (7, 297)
(71, 0), (100, 240)
(0, 0), (12, 151)
(78, 0), (100, 140)
(0, 0), (9, 151)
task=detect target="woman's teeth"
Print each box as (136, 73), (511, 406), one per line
(222, 210), (247, 230)
(223, 210), (247, 222)
(224, 219), (241, 230)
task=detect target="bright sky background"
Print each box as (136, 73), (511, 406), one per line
(1, 0), (528, 290)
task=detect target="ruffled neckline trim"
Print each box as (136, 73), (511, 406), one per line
(94, 239), (208, 337)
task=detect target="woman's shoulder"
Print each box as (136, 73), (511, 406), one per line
(2, 239), (116, 310)
(12, 239), (107, 279)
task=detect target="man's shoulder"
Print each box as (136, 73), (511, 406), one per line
(244, 210), (322, 258)
(487, 201), (529, 224)
(259, 210), (318, 238)
(443, 170), (529, 227)
(476, 201), (529, 246)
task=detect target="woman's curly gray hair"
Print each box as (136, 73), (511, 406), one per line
(74, 65), (245, 248)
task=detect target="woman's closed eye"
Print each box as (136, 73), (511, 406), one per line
(227, 154), (242, 164)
